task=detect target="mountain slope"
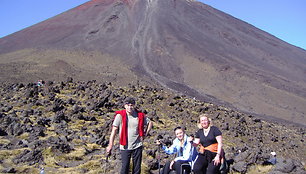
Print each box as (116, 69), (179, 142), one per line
(0, 0), (306, 125)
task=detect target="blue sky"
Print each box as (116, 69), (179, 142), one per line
(0, 0), (305, 50)
(202, 0), (306, 50)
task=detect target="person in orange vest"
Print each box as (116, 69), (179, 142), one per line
(192, 114), (223, 174)
(106, 97), (153, 174)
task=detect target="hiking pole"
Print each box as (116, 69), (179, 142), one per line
(101, 147), (111, 173)
(102, 150), (111, 173)
(158, 144), (161, 174)
(106, 151), (111, 163)
(156, 135), (163, 174)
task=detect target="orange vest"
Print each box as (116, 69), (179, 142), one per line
(197, 143), (218, 154)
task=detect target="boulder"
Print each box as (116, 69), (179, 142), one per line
(232, 161), (248, 173)
(13, 149), (43, 165)
(272, 158), (296, 173)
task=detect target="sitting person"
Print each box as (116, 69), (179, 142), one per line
(192, 114), (223, 174)
(156, 126), (197, 174)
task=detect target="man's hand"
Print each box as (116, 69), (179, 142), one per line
(156, 139), (161, 145)
(106, 144), (112, 154)
(107, 126), (117, 154)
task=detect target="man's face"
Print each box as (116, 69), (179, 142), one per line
(124, 103), (135, 114)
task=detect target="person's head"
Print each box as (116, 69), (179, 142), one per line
(198, 114), (212, 129)
(124, 97), (136, 114)
(174, 126), (185, 141)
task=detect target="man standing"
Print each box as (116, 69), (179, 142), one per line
(106, 97), (153, 174)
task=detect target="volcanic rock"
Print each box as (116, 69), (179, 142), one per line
(0, 0), (305, 127)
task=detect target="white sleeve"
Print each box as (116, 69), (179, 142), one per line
(113, 114), (122, 127)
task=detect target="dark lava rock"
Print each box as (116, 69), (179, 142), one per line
(71, 104), (85, 114)
(0, 128), (8, 136)
(232, 161), (248, 173)
(52, 98), (65, 112)
(6, 122), (24, 136)
(53, 111), (70, 123)
(67, 98), (76, 105)
(272, 158), (296, 173)
(37, 118), (51, 127)
(67, 77), (73, 83)
(47, 136), (73, 154)
(13, 149), (43, 165)
(2, 167), (17, 173)
(2, 105), (13, 112)
(146, 159), (159, 170)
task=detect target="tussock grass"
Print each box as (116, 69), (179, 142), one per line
(57, 167), (84, 174)
(43, 111), (55, 119)
(70, 120), (86, 130)
(72, 139), (84, 145)
(28, 115), (38, 125)
(77, 160), (102, 172)
(0, 138), (10, 146)
(61, 147), (86, 161)
(56, 94), (75, 102)
(247, 164), (273, 174)
(42, 147), (58, 167)
(0, 147), (31, 171)
(86, 143), (100, 151)
(57, 89), (76, 96)
(0, 148), (30, 161)
(15, 165), (40, 174)
(86, 169), (106, 174)
(31, 105), (45, 111)
(43, 146), (87, 165)
(141, 164), (150, 174)
(43, 130), (57, 138)
(17, 132), (30, 140)
(222, 140), (236, 150)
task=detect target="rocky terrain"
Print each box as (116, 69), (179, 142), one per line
(0, 78), (305, 173)
(1, 0), (306, 126)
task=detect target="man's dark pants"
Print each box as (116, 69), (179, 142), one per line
(120, 146), (143, 174)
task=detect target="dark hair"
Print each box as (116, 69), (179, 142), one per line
(174, 126), (185, 132)
(124, 97), (136, 105)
